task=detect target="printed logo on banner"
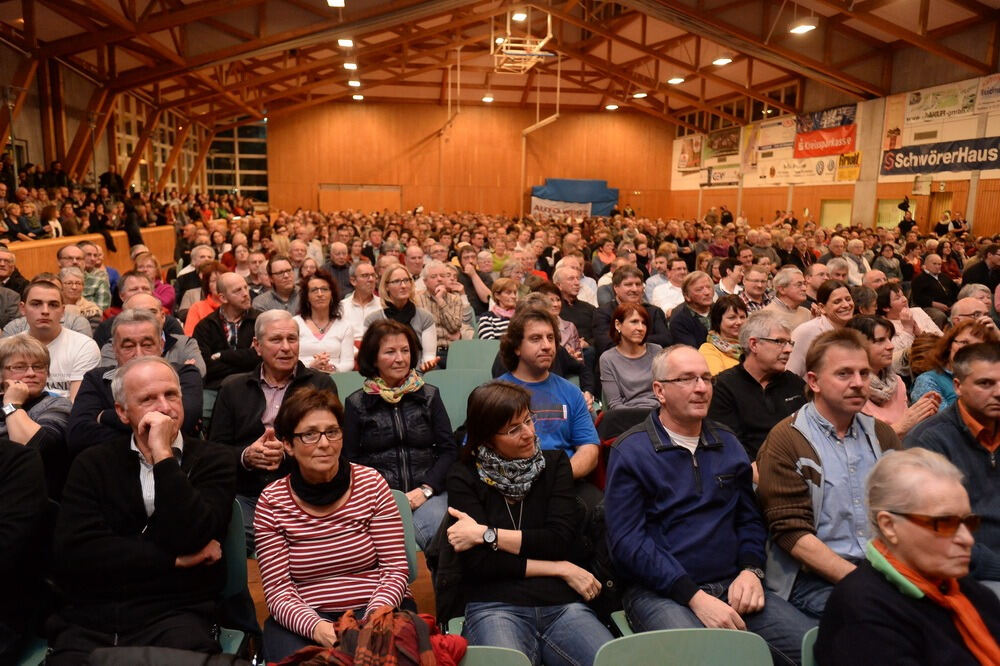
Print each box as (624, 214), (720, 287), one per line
(880, 137), (1000, 176)
(837, 152), (862, 182)
(756, 118), (796, 151)
(703, 127), (741, 160)
(529, 197), (593, 218)
(677, 135), (704, 171)
(796, 105), (856, 133)
(975, 74), (1000, 114)
(794, 125), (857, 158)
(904, 79), (978, 124)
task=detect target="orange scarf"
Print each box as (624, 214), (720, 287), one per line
(872, 539), (1000, 665)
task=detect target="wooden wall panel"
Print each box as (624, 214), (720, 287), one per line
(974, 179), (1000, 238)
(267, 103), (674, 217)
(876, 181), (969, 234)
(8, 226), (175, 280)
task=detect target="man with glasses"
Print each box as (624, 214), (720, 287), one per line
(342, 262), (380, 343)
(606, 345), (813, 663)
(253, 256), (301, 314)
(757, 329), (900, 619)
(209, 309), (336, 551)
(709, 311), (807, 466)
(69, 309), (203, 452)
(905, 342), (1000, 596)
(740, 266), (772, 314)
(950, 297), (1000, 333)
(763, 267), (811, 332)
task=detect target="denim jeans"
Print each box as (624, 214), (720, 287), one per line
(624, 582), (816, 666)
(412, 492), (448, 551)
(263, 610), (355, 662)
(236, 493), (258, 556)
(788, 570), (834, 620)
(464, 601), (613, 666)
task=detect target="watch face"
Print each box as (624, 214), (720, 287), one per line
(483, 527), (496, 543)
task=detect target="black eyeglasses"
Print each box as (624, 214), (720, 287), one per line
(888, 511), (981, 536)
(758, 337), (795, 347)
(655, 374), (715, 388)
(293, 427), (344, 446)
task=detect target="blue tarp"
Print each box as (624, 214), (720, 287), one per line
(531, 179), (619, 217)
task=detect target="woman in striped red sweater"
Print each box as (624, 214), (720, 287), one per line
(254, 386), (412, 661)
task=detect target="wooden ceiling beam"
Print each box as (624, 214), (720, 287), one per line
(155, 123), (191, 190)
(186, 127), (216, 191)
(559, 69), (701, 132)
(0, 58), (39, 144)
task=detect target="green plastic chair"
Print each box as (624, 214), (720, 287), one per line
(460, 645), (532, 665)
(203, 388), (218, 423)
(330, 371), (366, 400)
(594, 628), (772, 666)
(447, 616), (465, 635)
(390, 489), (419, 584)
(802, 626), (819, 666)
(219, 499), (250, 655)
(610, 610), (633, 636)
(445, 339), (500, 371)
(431, 369), (492, 428)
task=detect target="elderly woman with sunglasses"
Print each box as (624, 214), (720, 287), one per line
(816, 448), (1000, 665)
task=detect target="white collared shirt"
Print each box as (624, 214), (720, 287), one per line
(130, 431), (184, 517)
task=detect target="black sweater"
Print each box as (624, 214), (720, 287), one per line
(446, 450), (582, 607)
(193, 308), (261, 389)
(817, 560), (1000, 666)
(53, 435), (235, 633)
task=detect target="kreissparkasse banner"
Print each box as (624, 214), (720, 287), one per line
(880, 137), (1000, 176)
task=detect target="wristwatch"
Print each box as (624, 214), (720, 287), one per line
(2, 403), (20, 417)
(420, 485), (434, 499)
(743, 566), (765, 581)
(483, 526), (498, 551)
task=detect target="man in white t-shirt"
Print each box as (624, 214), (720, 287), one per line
(19, 280), (100, 401)
(341, 262), (381, 343)
(651, 257), (688, 317)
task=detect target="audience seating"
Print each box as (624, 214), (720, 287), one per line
(431, 369), (493, 428)
(447, 617), (465, 636)
(459, 645), (532, 665)
(15, 637), (47, 666)
(330, 371), (366, 401)
(802, 626), (818, 666)
(593, 628), (772, 666)
(443, 340), (501, 371)
(202, 388), (218, 425)
(219, 499), (253, 656)
(610, 610), (633, 636)
(390, 489), (419, 584)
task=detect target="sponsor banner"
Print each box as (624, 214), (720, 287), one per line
(706, 164), (740, 186)
(796, 104), (856, 133)
(756, 117), (796, 151)
(755, 156), (838, 185)
(883, 94), (905, 150)
(904, 79), (978, 124)
(703, 127), (741, 160)
(976, 73), (1000, 114)
(794, 124), (857, 158)
(880, 137), (1000, 176)
(677, 135), (703, 171)
(529, 197), (592, 218)
(837, 152), (862, 182)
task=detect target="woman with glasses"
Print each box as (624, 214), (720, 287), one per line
(293, 270), (354, 373)
(254, 385), (412, 661)
(342, 320), (455, 550)
(0, 335), (72, 497)
(786, 280), (855, 376)
(816, 448), (1000, 664)
(59, 267), (102, 333)
(446, 381), (613, 665)
(364, 264), (438, 371)
(699, 295), (748, 376)
(911, 320), (999, 411)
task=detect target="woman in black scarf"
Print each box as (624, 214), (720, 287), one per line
(363, 263), (438, 371)
(446, 381), (612, 665)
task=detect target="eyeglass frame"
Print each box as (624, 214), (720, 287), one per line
(292, 427), (344, 446)
(887, 511), (981, 536)
(757, 337), (796, 348)
(3, 363), (48, 374)
(654, 374), (716, 388)
(387, 277), (413, 287)
(499, 413), (536, 438)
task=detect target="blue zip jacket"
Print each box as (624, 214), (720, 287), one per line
(605, 410), (766, 603)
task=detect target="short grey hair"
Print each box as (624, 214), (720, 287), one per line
(651, 344), (696, 381)
(739, 311), (789, 350)
(867, 448), (965, 534)
(190, 244), (215, 258)
(254, 308), (294, 339)
(349, 261), (375, 278)
(111, 356), (179, 405)
(681, 271), (711, 297)
(58, 266), (84, 282)
(112, 308), (162, 339)
(773, 267), (804, 291)
(957, 283), (991, 300)
(552, 266), (579, 284)
(827, 257), (850, 273)
(422, 259), (448, 279)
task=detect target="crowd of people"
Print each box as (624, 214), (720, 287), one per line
(1, 177), (1000, 665)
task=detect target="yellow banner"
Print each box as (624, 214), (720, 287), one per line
(837, 151), (862, 182)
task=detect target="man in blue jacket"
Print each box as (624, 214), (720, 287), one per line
(605, 345), (813, 664)
(905, 342), (1000, 596)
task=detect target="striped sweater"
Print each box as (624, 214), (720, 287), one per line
(254, 464), (411, 639)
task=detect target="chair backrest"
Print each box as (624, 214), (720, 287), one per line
(459, 646), (532, 666)
(801, 626), (819, 666)
(389, 489), (418, 584)
(203, 388), (218, 422)
(330, 371), (366, 400)
(445, 339), (501, 371)
(593, 628), (772, 666)
(222, 499), (248, 600)
(431, 369), (492, 429)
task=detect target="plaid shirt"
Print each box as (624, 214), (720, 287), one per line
(417, 291), (472, 348)
(740, 290), (772, 314)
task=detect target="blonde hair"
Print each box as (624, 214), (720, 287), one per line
(867, 448), (964, 534)
(0, 335), (50, 370)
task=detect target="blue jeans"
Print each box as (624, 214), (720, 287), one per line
(624, 582), (816, 666)
(789, 570), (834, 620)
(236, 493), (258, 556)
(464, 601), (612, 666)
(412, 492), (448, 551)
(263, 610), (355, 662)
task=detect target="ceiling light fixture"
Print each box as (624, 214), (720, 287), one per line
(337, 38), (353, 47)
(327, 0), (344, 7)
(482, 94), (494, 103)
(632, 92), (648, 99)
(789, 16), (817, 34)
(712, 53), (733, 66)
(344, 62), (357, 70)
(667, 76), (685, 85)
(605, 104), (619, 111)
(348, 79), (361, 87)
(495, 36), (505, 44)
(352, 94), (364, 101)
(512, 10), (527, 21)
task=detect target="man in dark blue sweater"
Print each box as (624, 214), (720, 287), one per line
(605, 345), (813, 664)
(905, 342), (1000, 596)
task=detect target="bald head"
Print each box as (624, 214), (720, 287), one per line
(862, 270), (887, 290)
(329, 242), (349, 267)
(951, 297), (991, 325)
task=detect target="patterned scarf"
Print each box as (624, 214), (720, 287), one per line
(868, 369), (899, 406)
(708, 332), (742, 360)
(363, 369), (425, 404)
(474, 440), (546, 500)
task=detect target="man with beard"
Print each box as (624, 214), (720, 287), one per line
(594, 266), (671, 356)
(756, 329), (900, 619)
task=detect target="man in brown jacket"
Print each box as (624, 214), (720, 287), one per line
(756, 328), (900, 619)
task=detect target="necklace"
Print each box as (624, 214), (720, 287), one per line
(503, 498), (524, 530)
(310, 318), (329, 334)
